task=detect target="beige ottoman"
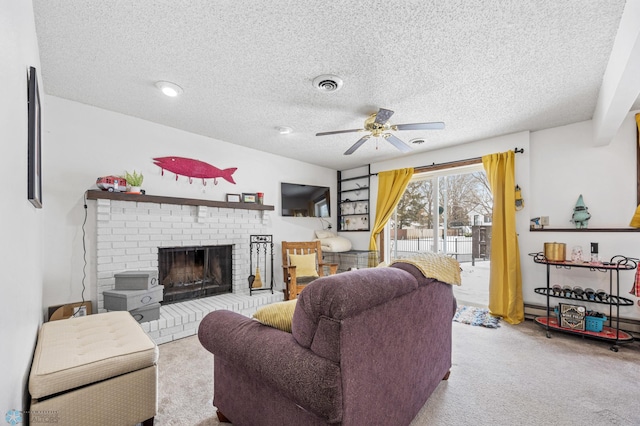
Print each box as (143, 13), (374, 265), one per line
(29, 311), (158, 426)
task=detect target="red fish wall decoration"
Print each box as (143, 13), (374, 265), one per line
(153, 156), (237, 185)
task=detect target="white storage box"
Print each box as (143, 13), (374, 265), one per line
(103, 286), (164, 311)
(114, 270), (159, 291)
(130, 303), (161, 323)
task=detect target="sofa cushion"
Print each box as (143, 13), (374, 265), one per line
(292, 267), (418, 363)
(315, 230), (336, 239)
(289, 253), (319, 277)
(252, 299), (297, 332)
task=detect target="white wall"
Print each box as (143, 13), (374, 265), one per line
(525, 113), (640, 319)
(41, 97), (336, 309)
(0, 0), (44, 413)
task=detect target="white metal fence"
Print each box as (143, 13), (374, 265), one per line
(390, 236), (474, 263)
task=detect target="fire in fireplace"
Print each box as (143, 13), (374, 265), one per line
(158, 245), (232, 304)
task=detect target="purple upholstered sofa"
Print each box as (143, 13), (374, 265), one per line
(198, 263), (457, 426)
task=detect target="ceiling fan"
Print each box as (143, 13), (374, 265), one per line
(316, 108), (445, 155)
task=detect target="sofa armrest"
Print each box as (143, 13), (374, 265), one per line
(198, 310), (342, 421)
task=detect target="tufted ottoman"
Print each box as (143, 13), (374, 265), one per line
(29, 311), (158, 426)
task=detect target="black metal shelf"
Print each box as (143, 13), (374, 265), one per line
(530, 252), (637, 271)
(338, 165), (370, 232)
(530, 228), (640, 232)
(340, 187), (369, 194)
(339, 175), (370, 183)
(339, 198), (369, 204)
(534, 317), (634, 344)
(530, 252), (637, 352)
(533, 288), (634, 306)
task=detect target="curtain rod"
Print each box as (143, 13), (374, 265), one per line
(370, 147), (524, 176)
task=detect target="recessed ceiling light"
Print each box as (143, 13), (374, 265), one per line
(155, 81), (183, 97)
(276, 126), (293, 134)
(312, 74), (343, 93)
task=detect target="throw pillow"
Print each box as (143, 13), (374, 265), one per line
(289, 253), (319, 277)
(315, 230), (336, 239)
(252, 300), (297, 332)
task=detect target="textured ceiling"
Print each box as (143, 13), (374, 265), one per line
(33, 1), (629, 170)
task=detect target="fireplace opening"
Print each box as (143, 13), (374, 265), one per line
(159, 245), (232, 304)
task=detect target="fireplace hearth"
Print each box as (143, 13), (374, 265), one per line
(159, 245), (232, 304)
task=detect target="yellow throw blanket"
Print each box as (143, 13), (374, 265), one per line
(392, 253), (462, 286)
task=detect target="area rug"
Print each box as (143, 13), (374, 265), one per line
(453, 305), (501, 328)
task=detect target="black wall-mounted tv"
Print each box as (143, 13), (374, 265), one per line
(281, 182), (331, 217)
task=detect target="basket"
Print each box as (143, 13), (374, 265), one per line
(585, 315), (607, 332)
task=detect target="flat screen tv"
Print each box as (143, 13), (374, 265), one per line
(281, 182), (331, 217)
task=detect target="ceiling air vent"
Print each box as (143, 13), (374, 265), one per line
(313, 74), (343, 93)
(410, 138), (426, 145)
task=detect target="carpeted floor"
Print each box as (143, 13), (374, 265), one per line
(155, 319), (640, 425)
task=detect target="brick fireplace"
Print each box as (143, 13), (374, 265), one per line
(90, 192), (272, 312)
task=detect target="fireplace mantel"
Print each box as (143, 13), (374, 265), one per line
(86, 189), (275, 211)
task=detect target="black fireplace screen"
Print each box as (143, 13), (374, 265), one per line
(158, 245), (232, 304)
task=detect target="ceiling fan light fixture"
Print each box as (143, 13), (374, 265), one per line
(312, 74), (343, 93)
(155, 81), (184, 97)
(276, 126), (293, 134)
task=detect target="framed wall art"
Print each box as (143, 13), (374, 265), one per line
(27, 66), (42, 208)
(242, 193), (257, 203)
(226, 193), (241, 203)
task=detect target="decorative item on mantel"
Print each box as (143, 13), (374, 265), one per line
(153, 156), (237, 186)
(96, 175), (127, 192)
(570, 194), (591, 229)
(122, 170), (144, 194)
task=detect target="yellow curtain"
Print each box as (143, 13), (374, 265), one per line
(482, 151), (523, 324)
(629, 114), (640, 227)
(369, 168), (414, 253)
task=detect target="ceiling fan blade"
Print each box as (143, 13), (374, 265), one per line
(374, 108), (394, 125)
(384, 134), (412, 153)
(316, 128), (363, 136)
(393, 122), (445, 131)
(344, 135), (371, 155)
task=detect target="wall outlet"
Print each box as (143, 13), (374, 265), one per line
(73, 305), (87, 317)
(540, 216), (549, 226)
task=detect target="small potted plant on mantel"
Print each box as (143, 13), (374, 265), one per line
(123, 170), (144, 194)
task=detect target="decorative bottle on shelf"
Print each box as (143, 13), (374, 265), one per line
(584, 288), (595, 301)
(570, 246), (583, 263)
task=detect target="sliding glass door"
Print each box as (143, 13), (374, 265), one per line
(388, 164), (492, 265)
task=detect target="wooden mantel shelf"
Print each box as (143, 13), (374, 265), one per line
(85, 189), (275, 211)
(530, 227), (640, 232)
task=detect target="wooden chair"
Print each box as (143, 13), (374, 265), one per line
(282, 240), (338, 300)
